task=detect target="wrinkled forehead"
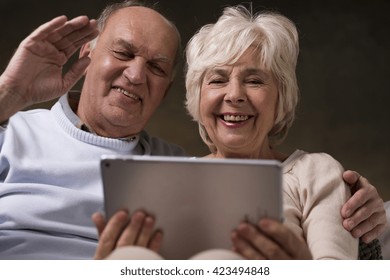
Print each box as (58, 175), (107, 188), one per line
(105, 7), (177, 39)
(102, 7), (178, 59)
(203, 44), (267, 74)
(105, 7), (170, 27)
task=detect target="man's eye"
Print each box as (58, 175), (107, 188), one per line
(149, 62), (166, 76)
(113, 51), (134, 60)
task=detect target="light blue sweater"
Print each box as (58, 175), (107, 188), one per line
(0, 95), (185, 259)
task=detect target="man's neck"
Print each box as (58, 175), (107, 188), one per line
(67, 90), (137, 141)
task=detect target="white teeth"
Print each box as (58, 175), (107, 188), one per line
(223, 115), (249, 122)
(114, 87), (140, 101)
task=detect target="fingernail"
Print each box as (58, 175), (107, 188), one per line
(259, 219), (270, 229)
(364, 236), (373, 244)
(345, 210), (351, 217)
(354, 229), (361, 238)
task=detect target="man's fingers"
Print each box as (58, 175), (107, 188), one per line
(62, 56), (91, 92)
(29, 15), (68, 41)
(60, 29), (98, 59)
(94, 210), (129, 259)
(94, 210), (161, 259)
(47, 16), (91, 43)
(53, 19), (98, 58)
(116, 211), (146, 246)
(341, 170), (361, 218)
(360, 224), (386, 244)
(92, 212), (106, 237)
(341, 188), (370, 218)
(341, 170), (385, 242)
(349, 212), (386, 239)
(27, 16), (98, 61)
(342, 170), (361, 190)
(343, 198), (381, 231)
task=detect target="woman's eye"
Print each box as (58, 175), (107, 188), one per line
(209, 78), (226, 84)
(246, 79), (263, 84)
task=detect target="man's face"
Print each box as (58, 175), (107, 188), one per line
(78, 7), (178, 138)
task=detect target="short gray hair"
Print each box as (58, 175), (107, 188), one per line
(185, 5), (299, 151)
(90, 0), (181, 78)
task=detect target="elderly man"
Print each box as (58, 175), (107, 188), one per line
(0, 1), (185, 259)
(0, 1), (386, 259)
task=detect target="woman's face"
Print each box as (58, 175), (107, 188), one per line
(199, 47), (279, 159)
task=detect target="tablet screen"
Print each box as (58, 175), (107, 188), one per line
(101, 155), (282, 259)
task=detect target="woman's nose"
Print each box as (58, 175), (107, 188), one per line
(224, 81), (247, 103)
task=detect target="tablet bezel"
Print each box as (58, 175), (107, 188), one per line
(101, 155), (283, 259)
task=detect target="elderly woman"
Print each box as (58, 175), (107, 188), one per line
(95, 5), (385, 260)
(184, 5), (357, 259)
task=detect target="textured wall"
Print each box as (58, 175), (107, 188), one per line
(1, 0), (389, 200)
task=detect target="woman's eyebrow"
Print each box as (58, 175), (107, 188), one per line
(241, 68), (272, 80)
(243, 68), (267, 75)
(206, 68), (228, 77)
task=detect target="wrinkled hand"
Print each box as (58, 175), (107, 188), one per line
(341, 170), (386, 243)
(0, 15), (98, 120)
(231, 218), (312, 260)
(92, 210), (163, 260)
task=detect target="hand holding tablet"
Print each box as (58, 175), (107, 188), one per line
(101, 155), (283, 259)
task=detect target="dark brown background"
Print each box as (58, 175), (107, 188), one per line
(1, 0), (389, 200)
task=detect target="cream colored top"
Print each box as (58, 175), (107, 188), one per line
(282, 150), (358, 259)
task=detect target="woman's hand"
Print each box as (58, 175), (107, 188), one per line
(341, 170), (387, 243)
(92, 210), (163, 259)
(231, 218), (312, 260)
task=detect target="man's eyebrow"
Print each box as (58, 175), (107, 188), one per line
(112, 38), (171, 64)
(152, 54), (171, 64)
(112, 38), (136, 50)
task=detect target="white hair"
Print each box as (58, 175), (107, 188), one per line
(185, 5), (299, 151)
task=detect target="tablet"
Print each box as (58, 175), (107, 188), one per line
(100, 155), (283, 259)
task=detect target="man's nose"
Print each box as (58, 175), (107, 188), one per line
(123, 58), (147, 85)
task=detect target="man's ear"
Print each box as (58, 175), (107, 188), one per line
(79, 42), (93, 75)
(79, 42), (92, 59)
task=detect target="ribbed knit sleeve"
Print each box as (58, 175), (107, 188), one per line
(282, 150), (359, 259)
